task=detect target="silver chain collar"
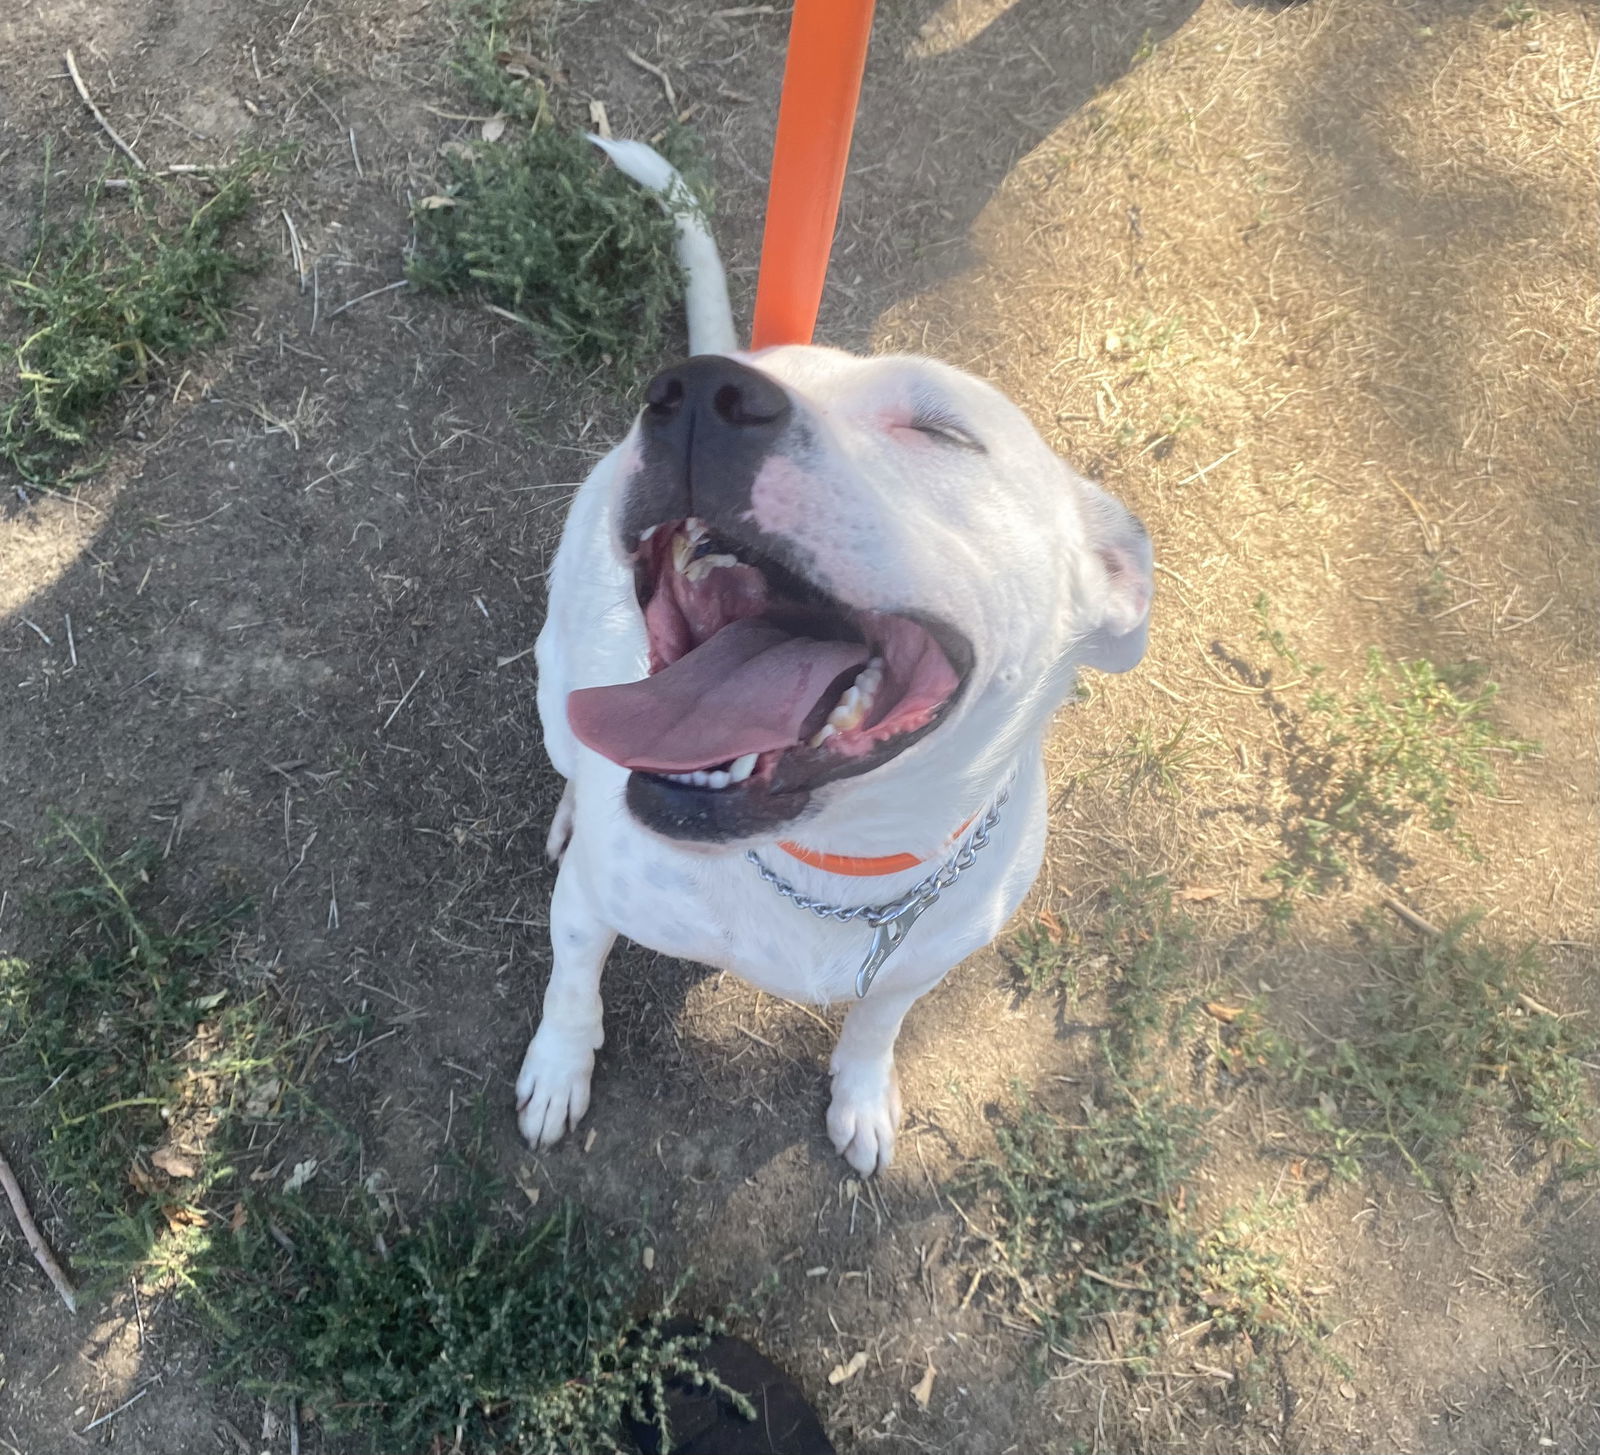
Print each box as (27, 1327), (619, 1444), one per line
(744, 779), (1012, 999)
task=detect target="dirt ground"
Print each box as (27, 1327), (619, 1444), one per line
(2, 0), (1597, 1452)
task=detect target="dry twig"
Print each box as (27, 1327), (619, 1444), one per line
(64, 50), (146, 170)
(0, 1142), (78, 1312)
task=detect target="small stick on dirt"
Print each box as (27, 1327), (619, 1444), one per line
(324, 278), (409, 321)
(1381, 893), (1443, 938)
(625, 49), (677, 109)
(288, 1396), (301, 1455)
(347, 126), (363, 177)
(64, 613), (77, 668)
(1382, 894), (1565, 1018)
(79, 1385), (150, 1434)
(380, 667), (425, 732)
(0, 1144), (78, 1312)
(282, 209), (306, 290)
(64, 49), (146, 170)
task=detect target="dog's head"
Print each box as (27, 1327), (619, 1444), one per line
(567, 347), (1153, 847)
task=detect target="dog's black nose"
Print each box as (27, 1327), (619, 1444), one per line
(643, 356), (791, 432)
(631, 357), (793, 531)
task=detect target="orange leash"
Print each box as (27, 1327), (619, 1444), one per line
(749, 0), (877, 349)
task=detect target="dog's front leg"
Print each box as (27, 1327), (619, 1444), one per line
(827, 984), (927, 1176)
(516, 863), (616, 1147)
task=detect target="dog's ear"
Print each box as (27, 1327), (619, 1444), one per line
(1073, 480), (1153, 674)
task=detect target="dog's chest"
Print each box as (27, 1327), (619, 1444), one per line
(575, 831), (871, 1001)
(567, 777), (1045, 1006)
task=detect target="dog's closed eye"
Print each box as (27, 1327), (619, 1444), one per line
(905, 407), (985, 453)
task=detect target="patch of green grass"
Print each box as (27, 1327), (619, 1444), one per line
(1252, 596), (1536, 915)
(408, 0), (697, 376)
(1221, 918), (1598, 1187)
(1007, 916), (1076, 997)
(0, 818), (273, 1284)
(1100, 875), (1200, 1061)
(2, 821), (748, 1452)
(216, 1181), (750, 1454)
(1105, 312), (1185, 375)
(2, 157), (265, 486)
(984, 880), (1328, 1374)
(1005, 876), (1200, 1060)
(1105, 714), (1206, 796)
(974, 1061), (1326, 1371)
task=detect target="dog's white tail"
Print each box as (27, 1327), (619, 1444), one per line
(587, 135), (738, 358)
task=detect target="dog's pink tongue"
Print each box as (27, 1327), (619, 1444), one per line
(568, 619), (870, 773)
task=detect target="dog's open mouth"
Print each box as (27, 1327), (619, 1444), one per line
(567, 517), (970, 836)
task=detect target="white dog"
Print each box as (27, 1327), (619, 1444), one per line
(516, 141), (1153, 1175)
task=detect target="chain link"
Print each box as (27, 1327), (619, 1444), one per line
(744, 779), (1013, 994)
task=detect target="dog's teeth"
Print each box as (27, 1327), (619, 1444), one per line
(706, 769), (731, 789)
(808, 723), (839, 747)
(812, 656), (885, 742)
(728, 752), (758, 783)
(638, 523), (660, 544)
(682, 552), (739, 583)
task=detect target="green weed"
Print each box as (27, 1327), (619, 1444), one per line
(409, 0), (697, 376)
(1221, 918), (1597, 1187)
(1106, 715), (1205, 796)
(2, 157), (265, 486)
(984, 880), (1326, 1373)
(216, 1190), (751, 1454)
(1106, 312), (1185, 375)
(0, 818), (272, 1284)
(1006, 876), (1199, 1057)
(1007, 917), (1076, 996)
(1253, 596), (1536, 909)
(2, 823), (747, 1452)
(974, 1062), (1325, 1370)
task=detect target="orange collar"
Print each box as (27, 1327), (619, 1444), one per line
(777, 811), (979, 877)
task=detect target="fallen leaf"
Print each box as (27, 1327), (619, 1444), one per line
(162, 1204), (207, 1231)
(642, 1246), (655, 1271)
(230, 1201), (249, 1232)
(418, 195), (458, 210)
(244, 1075), (281, 1118)
(1338, 1381), (1357, 1401)
(152, 1145), (198, 1179)
(583, 1127), (597, 1153)
(1176, 885), (1222, 902)
(282, 1158), (319, 1194)
(828, 1351), (868, 1386)
(128, 1164), (158, 1196)
(481, 112), (507, 143)
(910, 1364), (936, 1409)
(588, 100), (611, 139)
(1035, 908), (1064, 943)
(1204, 1002), (1245, 1024)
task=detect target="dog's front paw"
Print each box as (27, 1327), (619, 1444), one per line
(516, 1027), (596, 1148)
(826, 1058), (903, 1176)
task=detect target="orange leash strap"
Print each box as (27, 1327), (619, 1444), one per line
(749, 0), (877, 350)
